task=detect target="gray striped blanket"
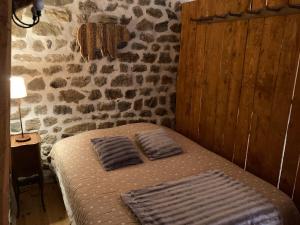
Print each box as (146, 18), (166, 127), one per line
(121, 170), (282, 225)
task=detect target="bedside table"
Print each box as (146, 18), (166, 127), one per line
(11, 132), (46, 217)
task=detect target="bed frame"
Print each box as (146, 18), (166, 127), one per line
(176, 0), (300, 210)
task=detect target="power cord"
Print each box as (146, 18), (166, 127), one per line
(12, 1), (42, 29)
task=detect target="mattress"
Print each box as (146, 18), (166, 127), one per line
(50, 123), (300, 225)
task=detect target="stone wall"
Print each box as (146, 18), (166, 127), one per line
(10, 0), (181, 165)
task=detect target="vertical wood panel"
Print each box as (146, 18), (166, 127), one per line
(221, 21), (249, 161)
(233, 18), (265, 168)
(215, 0), (230, 16)
(197, 23), (225, 149)
(267, 0), (288, 8)
(213, 22), (235, 155)
(246, 16), (286, 185)
(0, 0), (11, 224)
(252, 0), (266, 10)
(190, 24), (207, 140)
(268, 14), (300, 191)
(283, 55), (300, 210)
(197, 0), (216, 17)
(176, 2), (196, 134)
(177, 0), (300, 209)
(293, 167), (300, 210)
(184, 11), (199, 138)
(279, 15), (300, 195)
(230, 0), (250, 13)
(279, 68), (300, 197)
(289, 0), (300, 5)
(176, 3), (189, 133)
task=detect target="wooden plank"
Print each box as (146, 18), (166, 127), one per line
(87, 23), (97, 60)
(190, 24), (207, 141)
(267, 0), (288, 8)
(189, 0), (229, 141)
(246, 16), (286, 185)
(215, 0), (230, 16)
(233, 18), (265, 168)
(289, 0), (300, 5)
(252, 0), (266, 11)
(267, 14), (300, 195)
(197, 23), (225, 149)
(294, 165), (300, 211)
(106, 24), (116, 59)
(213, 22), (235, 155)
(230, 0), (250, 14)
(280, 70), (300, 197)
(280, 88), (300, 199)
(181, 2), (197, 138)
(196, 0), (216, 17)
(0, 0), (11, 224)
(77, 24), (88, 60)
(220, 20), (249, 160)
(279, 15), (300, 195)
(176, 2), (195, 134)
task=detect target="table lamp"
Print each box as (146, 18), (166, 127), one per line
(10, 76), (31, 142)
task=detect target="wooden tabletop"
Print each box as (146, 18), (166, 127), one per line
(11, 133), (41, 148)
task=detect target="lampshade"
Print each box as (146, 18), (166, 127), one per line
(10, 76), (27, 99)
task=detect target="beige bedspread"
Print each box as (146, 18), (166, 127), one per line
(50, 123), (300, 225)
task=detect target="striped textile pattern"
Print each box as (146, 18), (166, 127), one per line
(135, 129), (183, 160)
(121, 170), (282, 225)
(91, 136), (143, 171)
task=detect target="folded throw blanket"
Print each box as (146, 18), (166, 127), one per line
(121, 170), (282, 225)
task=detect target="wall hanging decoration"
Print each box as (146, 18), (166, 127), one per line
(77, 22), (130, 61)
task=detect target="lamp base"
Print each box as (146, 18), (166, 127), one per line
(16, 134), (31, 142)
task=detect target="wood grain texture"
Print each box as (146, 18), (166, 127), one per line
(197, 22), (225, 149)
(251, 0), (266, 10)
(87, 23), (97, 60)
(220, 20), (248, 161)
(289, 0), (300, 5)
(215, 0), (230, 16)
(77, 23), (130, 61)
(77, 24), (88, 59)
(285, 53), (300, 210)
(294, 168), (300, 211)
(196, 0), (215, 17)
(181, 2), (197, 138)
(246, 16), (286, 185)
(191, 24), (207, 141)
(177, 0), (300, 209)
(279, 64), (300, 196)
(213, 22), (235, 156)
(279, 15), (300, 196)
(230, 0), (250, 13)
(268, 14), (300, 191)
(233, 18), (265, 168)
(0, 0), (11, 224)
(175, 3), (188, 134)
(176, 2), (196, 134)
(267, 0), (288, 8)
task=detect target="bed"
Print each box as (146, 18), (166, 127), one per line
(50, 123), (300, 225)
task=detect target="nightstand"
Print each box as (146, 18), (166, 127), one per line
(11, 132), (46, 217)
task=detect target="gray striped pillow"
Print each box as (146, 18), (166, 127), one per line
(135, 129), (183, 160)
(91, 136), (143, 171)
